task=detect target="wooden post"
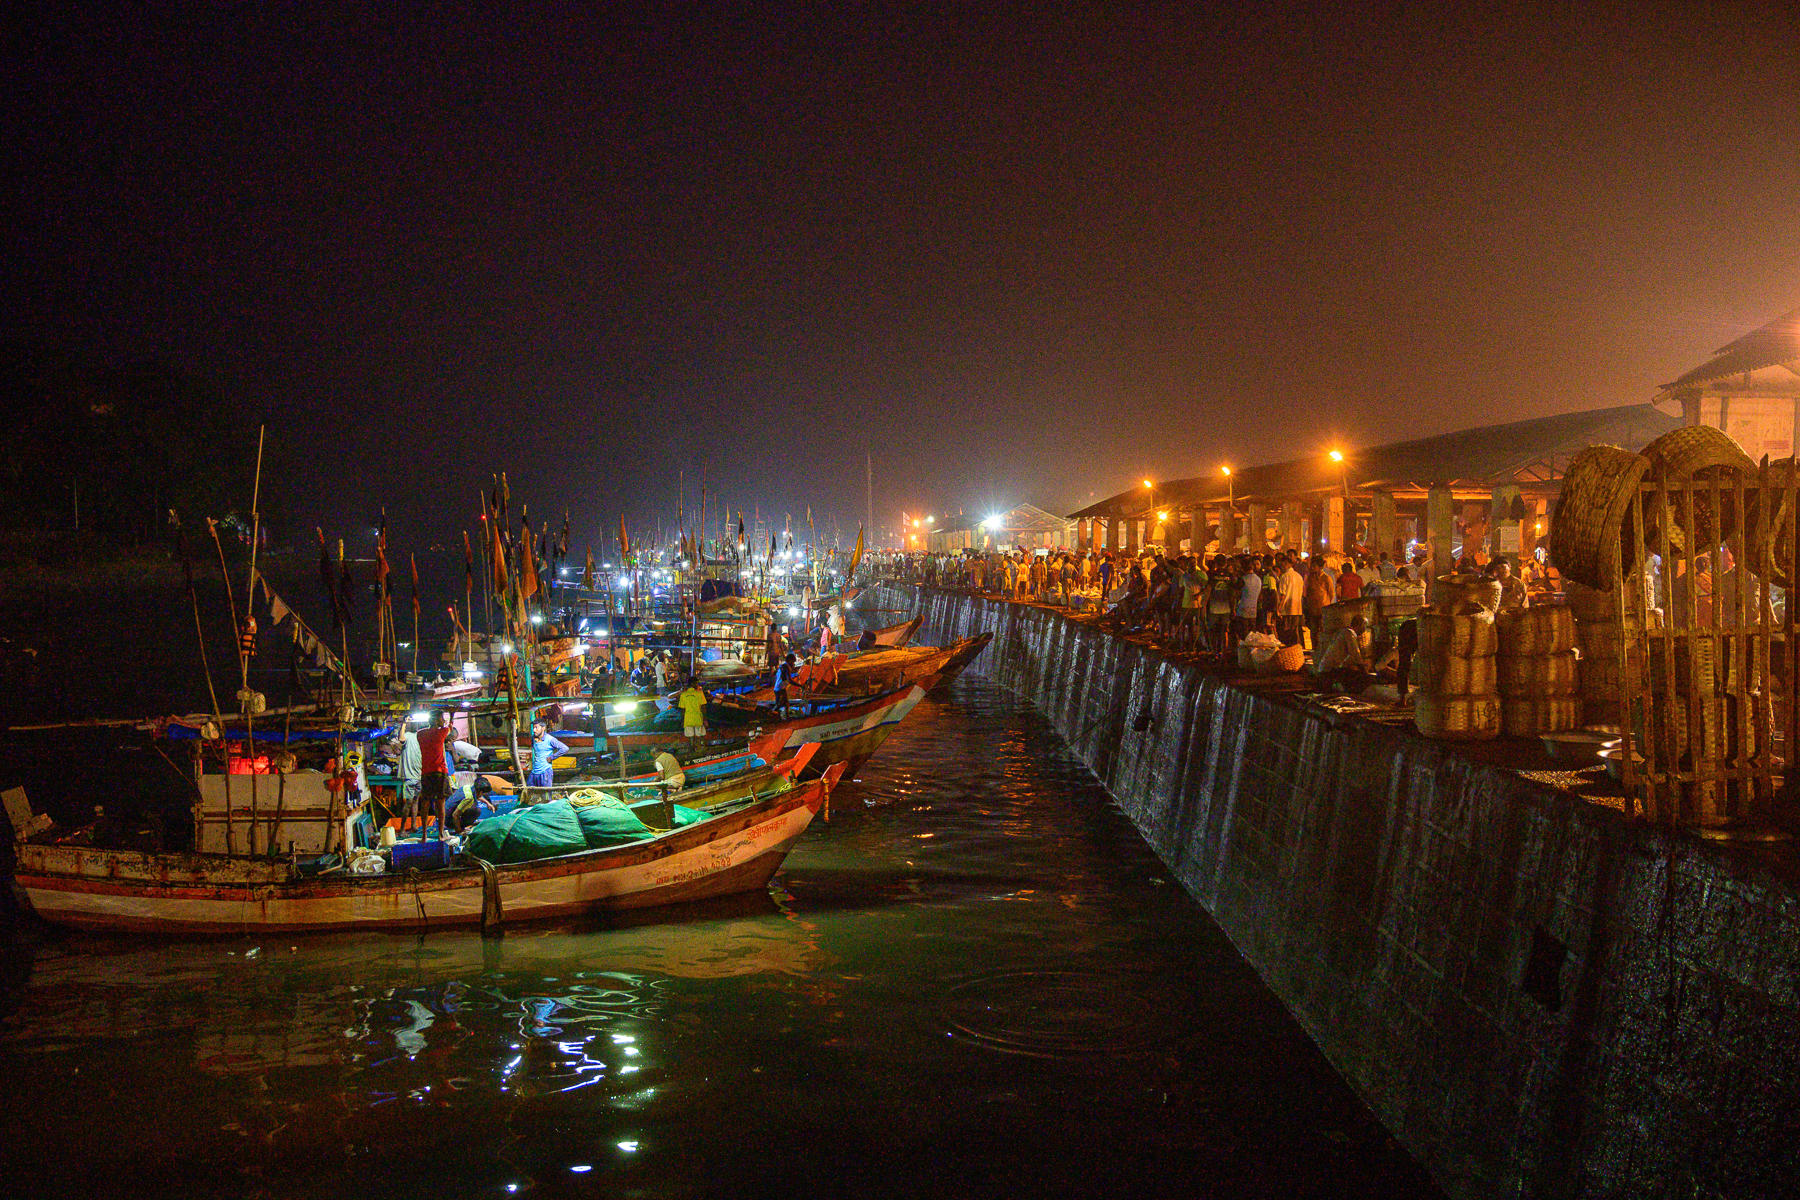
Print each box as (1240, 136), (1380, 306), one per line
(1371, 490), (1397, 564)
(1426, 485), (1455, 580)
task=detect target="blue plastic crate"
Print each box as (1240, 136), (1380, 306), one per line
(390, 840), (450, 871)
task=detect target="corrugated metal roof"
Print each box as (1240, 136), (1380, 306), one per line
(1662, 306), (1800, 390)
(1067, 403), (1681, 519)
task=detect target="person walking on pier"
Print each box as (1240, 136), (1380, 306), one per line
(1301, 555), (1334, 650)
(1277, 555), (1307, 647)
(1233, 556), (1262, 643)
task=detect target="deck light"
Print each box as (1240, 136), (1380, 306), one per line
(611, 701), (637, 715)
(409, 711), (429, 724)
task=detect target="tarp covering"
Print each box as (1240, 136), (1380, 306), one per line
(465, 802), (590, 864)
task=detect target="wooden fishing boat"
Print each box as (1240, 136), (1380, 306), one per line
(601, 682), (931, 780)
(931, 631), (994, 687)
(13, 764), (843, 934)
(813, 634), (992, 694)
(866, 615), (922, 647)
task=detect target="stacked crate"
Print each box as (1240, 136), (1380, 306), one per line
(1496, 606), (1581, 736)
(1412, 609), (1500, 740)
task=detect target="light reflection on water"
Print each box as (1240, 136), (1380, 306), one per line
(0, 680), (1438, 1199)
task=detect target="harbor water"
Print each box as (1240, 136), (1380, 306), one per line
(0, 679), (1437, 1198)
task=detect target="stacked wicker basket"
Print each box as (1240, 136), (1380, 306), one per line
(1496, 605), (1581, 735)
(1413, 575), (1502, 740)
(1564, 581), (1632, 725)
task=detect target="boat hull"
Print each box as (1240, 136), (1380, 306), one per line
(15, 771), (839, 935)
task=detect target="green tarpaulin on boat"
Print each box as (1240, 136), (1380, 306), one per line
(574, 802), (655, 847)
(465, 803), (589, 864)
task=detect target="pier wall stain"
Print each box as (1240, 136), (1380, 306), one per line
(871, 584), (1800, 1199)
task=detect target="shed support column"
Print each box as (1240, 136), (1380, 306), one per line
(1218, 507), (1237, 553)
(1427, 485), (1455, 580)
(1371, 491), (1397, 565)
(1248, 503), (1267, 553)
(1326, 496), (1347, 558)
(1490, 484), (1522, 564)
(1190, 508), (1206, 555)
(1125, 517), (1139, 553)
(1282, 501), (1303, 553)
(1163, 513), (1181, 556)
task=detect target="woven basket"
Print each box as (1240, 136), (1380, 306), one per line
(1549, 444), (1651, 590)
(1502, 696), (1582, 736)
(1416, 611), (1498, 658)
(1496, 606), (1577, 656)
(1415, 692), (1501, 741)
(1717, 634), (1769, 693)
(1640, 426), (1756, 555)
(1744, 457), (1798, 587)
(1635, 694), (1756, 761)
(1562, 581), (1619, 623)
(1268, 642), (1307, 672)
(1497, 651), (1579, 697)
(1643, 634), (1718, 695)
(1411, 649), (1498, 696)
(1428, 574), (1503, 614)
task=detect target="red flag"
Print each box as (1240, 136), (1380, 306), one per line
(618, 516), (631, 561)
(410, 553), (421, 619)
(520, 524), (540, 599)
(463, 529), (474, 589)
(583, 545), (595, 590)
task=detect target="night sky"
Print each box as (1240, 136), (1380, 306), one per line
(4, 5), (1797, 546)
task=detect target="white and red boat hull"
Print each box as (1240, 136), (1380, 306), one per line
(15, 767), (841, 935)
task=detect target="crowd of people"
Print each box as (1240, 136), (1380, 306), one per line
(876, 542), (1555, 668)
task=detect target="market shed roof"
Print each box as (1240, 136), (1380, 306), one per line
(1068, 403), (1682, 519)
(1662, 307), (1800, 390)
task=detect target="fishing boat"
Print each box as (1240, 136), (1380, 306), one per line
(11, 762), (844, 934)
(931, 630), (994, 686)
(866, 615), (922, 647)
(800, 633), (993, 695)
(598, 681), (931, 780)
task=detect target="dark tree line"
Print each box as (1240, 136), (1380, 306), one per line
(0, 343), (271, 547)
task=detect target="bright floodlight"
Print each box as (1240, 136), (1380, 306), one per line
(1157, 511), (1169, 521)
(1143, 478), (1153, 489)
(787, 606), (800, 617)
(983, 514), (1003, 531)
(1329, 449), (1345, 462)
(1220, 465), (1231, 477)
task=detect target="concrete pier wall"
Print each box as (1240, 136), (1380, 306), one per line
(869, 583), (1799, 1199)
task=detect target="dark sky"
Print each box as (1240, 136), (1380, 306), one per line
(4, 4), (1798, 547)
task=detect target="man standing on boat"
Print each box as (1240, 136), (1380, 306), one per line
(416, 710), (456, 836)
(678, 678), (709, 749)
(773, 651), (798, 716)
(528, 718), (569, 791)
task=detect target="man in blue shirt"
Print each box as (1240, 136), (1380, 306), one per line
(527, 718), (569, 790)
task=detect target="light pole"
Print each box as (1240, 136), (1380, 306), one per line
(1328, 449), (1348, 553)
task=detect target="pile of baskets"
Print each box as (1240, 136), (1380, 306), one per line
(1564, 580), (1641, 725)
(1496, 605), (1580, 735)
(1413, 575), (1502, 740)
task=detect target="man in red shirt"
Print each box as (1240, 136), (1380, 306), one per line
(1338, 560), (1364, 601)
(415, 710), (456, 836)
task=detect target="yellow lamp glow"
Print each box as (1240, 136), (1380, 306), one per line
(1329, 449), (1345, 463)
